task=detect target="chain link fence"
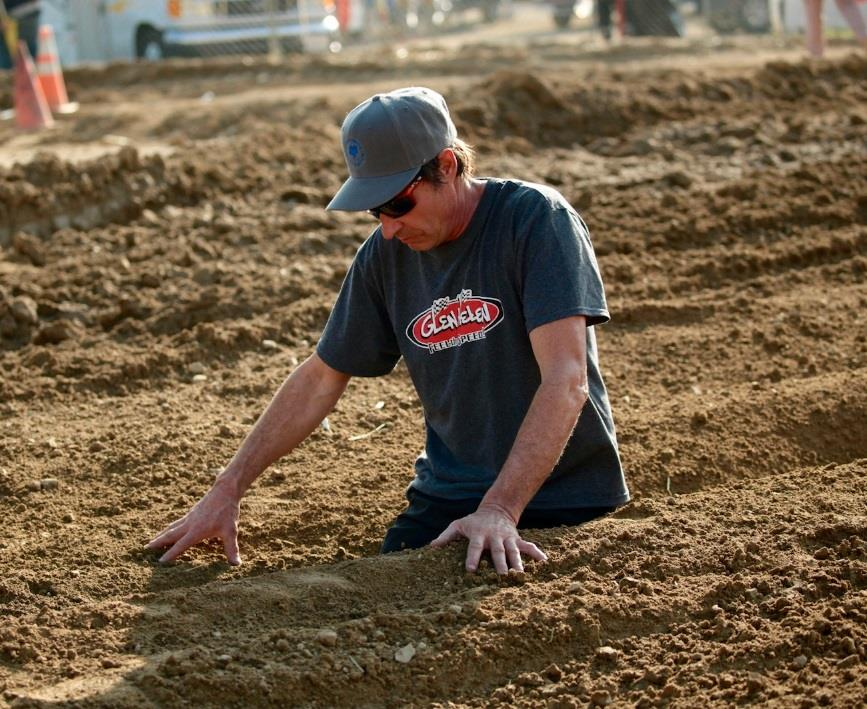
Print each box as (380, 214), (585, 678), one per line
(129, 0), (342, 60)
(38, 0), (343, 66)
(35, 0), (824, 69)
(38, 0), (526, 66)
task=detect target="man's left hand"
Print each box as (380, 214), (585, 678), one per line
(429, 504), (547, 574)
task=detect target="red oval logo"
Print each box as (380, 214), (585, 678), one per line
(406, 291), (504, 353)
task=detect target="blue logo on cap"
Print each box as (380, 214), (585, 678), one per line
(346, 139), (365, 168)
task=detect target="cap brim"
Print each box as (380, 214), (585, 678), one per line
(326, 166), (419, 212)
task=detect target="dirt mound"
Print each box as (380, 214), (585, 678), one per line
(449, 55), (867, 152)
(2, 462), (865, 707)
(1, 36), (865, 707)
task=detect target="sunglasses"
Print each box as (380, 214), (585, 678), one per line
(368, 173), (423, 220)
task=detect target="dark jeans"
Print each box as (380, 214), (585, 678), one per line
(0, 11), (40, 70)
(597, 0), (614, 39)
(381, 487), (616, 554)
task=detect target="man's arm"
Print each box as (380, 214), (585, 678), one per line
(430, 315), (589, 573)
(146, 353), (351, 564)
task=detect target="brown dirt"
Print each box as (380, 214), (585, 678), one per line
(1, 21), (866, 708)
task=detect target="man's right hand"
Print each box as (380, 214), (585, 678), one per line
(146, 480), (242, 565)
(144, 354), (351, 566)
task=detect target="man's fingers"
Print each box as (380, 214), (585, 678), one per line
(430, 517), (544, 574)
(164, 516), (189, 532)
(430, 521), (462, 548)
(159, 531), (198, 564)
(465, 537), (485, 572)
(223, 529), (242, 566)
(505, 539), (524, 573)
(489, 538), (508, 575)
(146, 525), (185, 551)
(517, 539), (548, 563)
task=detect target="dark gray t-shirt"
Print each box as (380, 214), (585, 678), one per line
(317, 178), (629, 509)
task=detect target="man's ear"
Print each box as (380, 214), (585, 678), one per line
(437, 148), (459, 180)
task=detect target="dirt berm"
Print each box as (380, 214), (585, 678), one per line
(0, 34), (865, 708)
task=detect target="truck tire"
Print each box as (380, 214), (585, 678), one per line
(706, 0), (738, 33)
(281, 37), (304, 54)
(481, 0), (499, 22)
(136, 26), (165, 61)
(739, 0), (770, 33)
(707, 0), (769, 34)
(553, 13), (571, 29)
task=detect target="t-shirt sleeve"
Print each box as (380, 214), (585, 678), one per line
(316, 245), (401, 377)
(517, 198), (610, 332)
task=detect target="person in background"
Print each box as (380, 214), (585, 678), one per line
(804, 0), (867, 57)
(598, 0), (614, 41)
(0, 0), (41, 69)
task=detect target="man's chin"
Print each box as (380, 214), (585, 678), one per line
(400, 238), (433, 252)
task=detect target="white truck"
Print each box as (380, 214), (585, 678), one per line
(41, 0), (341, 66)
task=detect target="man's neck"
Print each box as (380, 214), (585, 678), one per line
(446, 178), (486, 243)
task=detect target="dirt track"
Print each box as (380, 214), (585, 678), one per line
(1, 14), (866, 707)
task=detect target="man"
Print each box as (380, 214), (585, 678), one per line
(147, 87), (629, 574)
(0, 1), (41, 70)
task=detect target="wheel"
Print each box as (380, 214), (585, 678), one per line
(553, 8), (572, 28)
(739, 0), (770, 32)
(136, 26), (165, 60)
(281, 37), (304, 54)
(706, 0), (740, 33)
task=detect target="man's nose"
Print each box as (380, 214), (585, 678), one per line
(379, 216), (401, 240)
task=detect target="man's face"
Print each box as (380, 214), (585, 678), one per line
(373, 151), (460, 252)
(376, 179), (452, 251)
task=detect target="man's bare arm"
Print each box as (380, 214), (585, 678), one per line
(146, 353), (351, 564)
(431, 315), (589, 573)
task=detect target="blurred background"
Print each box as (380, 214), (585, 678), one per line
(23, 0), (859, 67)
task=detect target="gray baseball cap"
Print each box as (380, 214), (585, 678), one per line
(327, 86), (457, 212)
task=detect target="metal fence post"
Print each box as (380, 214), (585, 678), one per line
(267, 0), (281, 62)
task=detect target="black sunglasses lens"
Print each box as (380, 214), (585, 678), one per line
(379, 197), (415, 218)
(370, 196), (414, 220)
(369, 173), (422, 220)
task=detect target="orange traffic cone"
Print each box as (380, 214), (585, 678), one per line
(36, 25), (78, 114)
(13, 41), (54, 130)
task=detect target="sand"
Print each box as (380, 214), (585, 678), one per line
(1, 12), (866, 708)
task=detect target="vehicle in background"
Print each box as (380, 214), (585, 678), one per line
(121, 0), (340, 60)
(699, 0), (859, 37)
(705, 0), (771, 33)
(449, 0), (502, 23)
(549, 0), (800, 36)
(392, 0), (504, 31)
(40, 0), (340, 66)
(551, 0), (593, 30)
(552, 0), (683, 36)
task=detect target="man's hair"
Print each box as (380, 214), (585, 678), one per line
(419, 139), (476, 184)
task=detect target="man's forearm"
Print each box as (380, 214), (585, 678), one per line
(480, 378), (588, 523)
(214, 354), (349, 498)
